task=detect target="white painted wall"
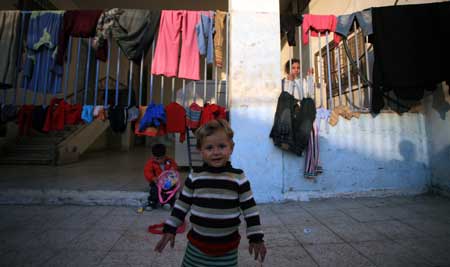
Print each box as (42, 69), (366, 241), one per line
(424, 84), (450, 195)
(228, 0), (283, 202)
(229, 0), (437, 203)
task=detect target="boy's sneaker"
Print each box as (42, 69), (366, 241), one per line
(144, 205), (154, 211)
(162, 203), (172, 211)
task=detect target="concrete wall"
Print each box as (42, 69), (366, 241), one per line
(229, 0), (437, 203)
(228, 0), (284, 202)
(424, 83), (450, 195)
(283, 113), (430, 201)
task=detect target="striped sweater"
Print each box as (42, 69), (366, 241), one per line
(163, 162), (264, 254)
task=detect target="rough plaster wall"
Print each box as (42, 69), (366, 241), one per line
(424, 84), (450, 194)
(228, 0), (283, 202)
(283, 113), (430, 201)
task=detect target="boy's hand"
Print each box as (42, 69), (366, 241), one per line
(154, 233), (175, 253)
(249, 241), (267, 262)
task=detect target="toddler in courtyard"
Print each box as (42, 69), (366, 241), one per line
(154, 119), (267, 266)
(143, 143), (178, 209)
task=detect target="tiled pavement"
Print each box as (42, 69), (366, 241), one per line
(1, 195), (450, 267)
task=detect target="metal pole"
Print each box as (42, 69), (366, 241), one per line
(139, 53), (144, 106)
(214, 66), (218, 104)
(128, 60), (133, 107)
(353, 22), (362, 109)
(104, 38), (112, 107)
(204, 57), (207, 103)
(83, 38), (92, 105)
(308, 29), (314, 100)
(193, 81), (197, 103)
(364, 36), (371, 110)
(318, 32), (323, 107)
(336, 43), (343, 106)
(63, 37), (72, 101)
(149, 40), (155, 104)
(115, 47), (121, 106)
(298, 25), (304, 99)
(182, 79), (186, 107)
(346, 47), (354, 111)
(160, 76), (164, 104)
(13, 14), (26, 105)
(325, 31), (333, 109)
(73, 38), (82, 104)
(31, 53), (41, 105)
(42, 49), (50, 105)
(94, 59), (99, 105)
(225, 12), (229, 108)
(171, 77), (175, 103)
(298, 26), (303, 82)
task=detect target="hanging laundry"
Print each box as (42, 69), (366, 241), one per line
(56, 10), (105, 65)
(199, 103), (226, 126)
(0, 11), (20, 89)
(127, 106), (139, 122)
(31, 105), (47, 132)
(186, 102), (202, 130)
(17, 105), (35, 136)
(151, 10), (201, 80)
(43, 97), (68, 132)
(214, 10), (227, 68)
(112, 9), (161, 63)
(371, 2), (450, 113)
(316, 107), (330, 125)
(109, 106), (128, 133)
(23, 11), (64, 93)
(93, 105), (107, 121)
(302, 14), (339, 45)
(297, 97), (316, 154)
(328, 105), (360, 126)
(139, 103), (166, 132)
(64, 103), (82, 125)
(134, 105), (167, 137)
(280, 13), (303, 46)
(304, 121), (321, 179)
(0, 104), (18, 124)
(196, 11), (215, 64)
(92, 8), (123, 54)
(335, 9), (372, 41)
(81, 105), (94, 124)
(165, 102), (186, 143)
(269, 85), (316, 156)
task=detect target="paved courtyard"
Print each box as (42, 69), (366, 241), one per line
(1, 195), (450, 266)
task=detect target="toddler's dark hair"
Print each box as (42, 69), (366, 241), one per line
(152, 143), (166, 157)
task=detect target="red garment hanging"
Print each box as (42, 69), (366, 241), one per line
(43, 98), (68, 132)
(165, 102), (186, 143)
(199, 103), (226, 126)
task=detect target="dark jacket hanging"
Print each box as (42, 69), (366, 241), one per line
(371, 2), (450, 113)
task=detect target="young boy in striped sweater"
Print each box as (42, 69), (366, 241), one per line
(154, 119), (266, 266)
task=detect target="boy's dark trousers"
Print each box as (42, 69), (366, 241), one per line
(148, 182), (177, 208)
(148, 182), (158, 208)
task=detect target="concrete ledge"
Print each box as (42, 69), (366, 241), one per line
(0, 189), (148, 207)
(283, 188), (428, 202)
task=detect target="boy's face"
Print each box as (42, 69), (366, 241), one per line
(199, 130), (234, 168)
(154, 156), (165, 164)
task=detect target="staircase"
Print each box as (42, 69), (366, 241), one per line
(0, 119), (110, 165)
(0, 125), (80, 165)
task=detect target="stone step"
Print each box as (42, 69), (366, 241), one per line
(5, 144), (55, 153)
(16, 136), (64, 145)
(0, 156), (54, 165)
